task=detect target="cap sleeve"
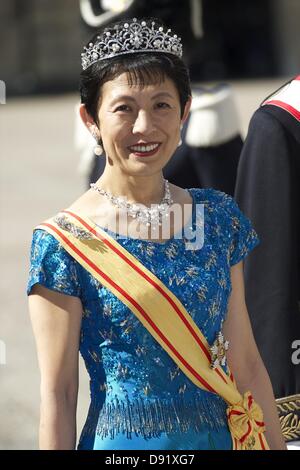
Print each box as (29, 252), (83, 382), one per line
(221, 193), (260, 266)
(26, 228), (81, 297)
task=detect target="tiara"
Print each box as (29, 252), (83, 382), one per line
(81, 18), (183, 70)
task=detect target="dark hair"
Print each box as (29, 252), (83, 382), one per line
(79, 18), (191, 128)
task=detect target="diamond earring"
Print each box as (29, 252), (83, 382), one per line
(178, 124), (183, 147)
(90, 126), (103, 156)
(94, 142), (103, 156)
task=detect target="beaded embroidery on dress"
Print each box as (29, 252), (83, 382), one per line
(26, 188), (260, 450)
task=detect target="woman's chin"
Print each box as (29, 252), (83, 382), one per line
(129, 151), (159, 161)
(124, 158), (165, 176)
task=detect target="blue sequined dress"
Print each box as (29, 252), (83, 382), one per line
(26, 188), (260, 450)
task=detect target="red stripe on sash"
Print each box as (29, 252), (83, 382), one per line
(240, 421), (252, 444)
(264, 99), (300, 121)
(40, 221), (218, 394)
(65, 210), (229, 387)
(216, 368), (227, 383)
(258, 433), (266, 450)
(228, 409), (243, 418)
(255, 420), (265, 428)
(63, 210), (218, 364)
(248, 394), (253, 409)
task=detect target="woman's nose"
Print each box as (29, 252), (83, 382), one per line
(132, 110), (155, 135)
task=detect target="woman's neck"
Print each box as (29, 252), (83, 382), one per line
(94, 171), (166, 206)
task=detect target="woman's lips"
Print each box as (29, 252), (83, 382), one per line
(128, 143), (161, 157)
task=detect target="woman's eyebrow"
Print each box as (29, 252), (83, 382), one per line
(151, 92), (175, 100)
(110, 92), (175, 105)
(110, 95), (136, 105)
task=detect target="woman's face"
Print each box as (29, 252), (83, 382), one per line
(94, 72), (191, 176)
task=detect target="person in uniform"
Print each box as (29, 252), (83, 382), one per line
(234, 76), (300, 443)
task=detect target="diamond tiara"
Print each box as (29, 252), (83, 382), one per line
(81, 18), (183, 71)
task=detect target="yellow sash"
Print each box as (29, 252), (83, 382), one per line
(35, 209), (269, 450)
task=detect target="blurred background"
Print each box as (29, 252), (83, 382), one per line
(0, 0), (299, 449)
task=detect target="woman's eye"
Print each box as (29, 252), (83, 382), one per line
(156, 102), (171, 109)
(115, 104), (131, 112)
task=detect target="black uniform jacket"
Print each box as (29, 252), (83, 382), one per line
(234, 77), (300, 402)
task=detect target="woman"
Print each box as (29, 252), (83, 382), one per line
(27, 18), (286, 450)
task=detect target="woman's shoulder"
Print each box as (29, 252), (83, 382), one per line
(27, 219), (82, 298)
(30, 206), (79, 259)
(187, 187), (260, 266)
(30, 223), (72, 264)
(188, 187), (248, 227)
(31, 225), (56, 246)
(188, 187), (234, 207)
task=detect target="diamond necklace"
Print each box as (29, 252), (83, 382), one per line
(89, 179), (174, 228)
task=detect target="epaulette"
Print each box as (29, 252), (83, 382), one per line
(262, 75), (300, 122)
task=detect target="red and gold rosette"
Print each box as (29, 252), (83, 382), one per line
(227, 391), (268, 450)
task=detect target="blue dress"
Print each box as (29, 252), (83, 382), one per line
(26, 188), (260, 450)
